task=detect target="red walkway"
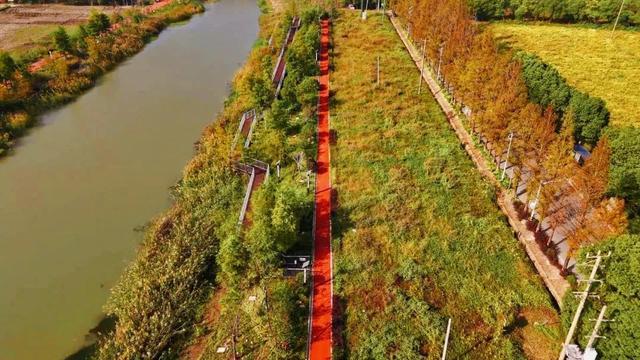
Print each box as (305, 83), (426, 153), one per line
(309, 19), (333, 360)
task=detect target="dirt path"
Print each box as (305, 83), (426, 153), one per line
(388, 13), (569, 306)
(309, 18), (333, 360)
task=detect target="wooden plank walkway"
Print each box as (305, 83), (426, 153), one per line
(272, 16), (301, 97)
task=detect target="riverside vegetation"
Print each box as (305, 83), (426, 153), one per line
(95, 1), (328, 358)
(0, 0), (204, 156)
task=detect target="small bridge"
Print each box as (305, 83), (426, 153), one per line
(231, 109), (259, 149)
(233, 159), (270, 226)
(272, 16), (301, 97)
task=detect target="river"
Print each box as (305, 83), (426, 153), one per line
(0, 0), (259, 358)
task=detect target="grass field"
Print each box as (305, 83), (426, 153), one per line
(0, 5), (114, 55)
(491, 23), (640, 128)
(0, 24), (78, 54)
(332, 10), (561, 359)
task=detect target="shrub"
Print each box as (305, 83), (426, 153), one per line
(519, 52), (572, 116)
(607, 126), (640, 232)
(6, 111), (31, 134)
(568, 90), (609, 146)
(0, 52), (16, 81)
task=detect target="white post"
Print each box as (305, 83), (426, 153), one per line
(530, 183), (543, 221)
(585, 305), (608, 351)
(441, 318), (452, 360)
(377, 56), (380, 87)
(303, 268), (307, 284)
(418, 39), (426, 94)
(437, 43), (444, 82)
(558, 252), (604, 360)
(276, 161), (281, 178)
(501, 132), (513, 181)
(611, 0), (626, 35)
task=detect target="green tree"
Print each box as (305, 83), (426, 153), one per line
(607, 126), (640, 233)
(296, 76), (319, 111)
(218, 233), (247, 288)
(53, 26), (72, 53)
(248, 73), (272, 108)
(518, 52), (572, 120)
(87, 12), (111, 36)
(568, 90), (609, 146)
(74, 25), (89, 55)
(0, 52), (16, 81)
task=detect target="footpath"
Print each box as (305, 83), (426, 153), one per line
(309, 18), (333, 360)
(388, 13), (569, 306)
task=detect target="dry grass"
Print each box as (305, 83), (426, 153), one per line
(491, 22), (640, 127)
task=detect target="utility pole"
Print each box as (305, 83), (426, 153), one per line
(585, 305), (611, 351)
(418, 39), (426, 94)
(376, 0), (380, 11)
(611, 0), (626, 35)
(558, 251), (607, 360)
(441, 318), (452, 360)
(376, 56), (380, 87)
(501, 132), (514, 181)
(436, 43), (445, 82)
(362, 0), (369, 20)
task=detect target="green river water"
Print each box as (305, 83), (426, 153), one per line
(0, 1), (259, 358)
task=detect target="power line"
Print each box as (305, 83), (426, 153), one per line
(611, 0), (626, 35)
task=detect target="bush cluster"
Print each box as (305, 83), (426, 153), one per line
(518, 52), (609, 146)
(470, 0), (640, 26)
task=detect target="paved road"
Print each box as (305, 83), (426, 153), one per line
(309, 18), (333, 360)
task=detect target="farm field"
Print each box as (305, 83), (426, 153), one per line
(491, 22), (640, 127)
(331, 10), (561, 359)
(0, 5), (116, 54)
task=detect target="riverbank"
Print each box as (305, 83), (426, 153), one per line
(94, 1), (327, 358)
(0, 0), (204, 156)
